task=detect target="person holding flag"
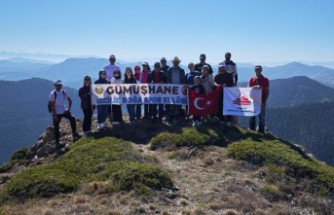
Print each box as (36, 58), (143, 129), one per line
(248, 65), (270, 133)
(94, 71), (112, 129)
(147, 62), (167, 122)
(189, 76), (205, 127)
(214, 63), (234, 126)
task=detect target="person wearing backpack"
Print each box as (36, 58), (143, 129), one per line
(79, 76), (94, 134)
(48, 80), (80, 150)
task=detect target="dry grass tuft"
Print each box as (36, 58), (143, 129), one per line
(43, 208), (55, 215)
(222, 209), (241, 215)
(73, 195), (87, 204)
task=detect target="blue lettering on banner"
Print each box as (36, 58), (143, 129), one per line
(97, 98), (111, 104)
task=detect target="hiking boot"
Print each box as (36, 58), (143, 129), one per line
(72, 132), (81, 140)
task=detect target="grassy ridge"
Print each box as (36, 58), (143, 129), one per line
(148, 125), (334, 196)
(4, 137), (172, 200)
(228, 139), (334, 194)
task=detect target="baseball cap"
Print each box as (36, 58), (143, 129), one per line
(109, 55), (116, 59)
(160, 57), (167, 62)
(154, 62), (161, 68)
(54, 80), (63, 85)
(142, 62), (149, 66)
(218, 63), (226, 68)
(200, 54), (206, 59)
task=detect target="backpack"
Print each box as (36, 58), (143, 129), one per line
(48, 90), (66, 113)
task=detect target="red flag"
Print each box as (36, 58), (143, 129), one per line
(188, 87), (221, 116)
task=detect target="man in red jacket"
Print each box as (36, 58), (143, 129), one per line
(248, 65), (270, 133)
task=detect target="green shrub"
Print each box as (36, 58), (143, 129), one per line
(10, 147), (30, 161)
(55, 137), (143, 177)
(5, 165), (80, 199)
(0, 147), (30, 173)
(105, 162), (173, 191)
(228, 139), (334, 192)
(4, 136), (173, 200)
(262, 184), (281, 201)
(149, 128), (212, 150)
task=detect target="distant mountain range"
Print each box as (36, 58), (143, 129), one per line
(1, 57), (334, 89)
(267, 102), (334, 166)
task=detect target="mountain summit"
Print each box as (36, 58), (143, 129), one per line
(0, 119), (333, 215)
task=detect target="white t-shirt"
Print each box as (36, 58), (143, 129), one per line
(103, 64), (121, 81)
(49, 90), (69, 114)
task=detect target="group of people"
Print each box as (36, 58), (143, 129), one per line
(48, 53), (270, 149)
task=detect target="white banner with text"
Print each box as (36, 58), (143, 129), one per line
(223, 87), (262, 116)
(92, 84), (188, 105)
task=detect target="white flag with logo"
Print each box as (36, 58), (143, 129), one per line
(223, 87), (262, 116)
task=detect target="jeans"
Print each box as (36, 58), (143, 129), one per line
(97, 105), (111, 124)
(135, 104), (142, 119)
(127, 104), (135, 122)
(53, 112), (77, 144)
(112, 105), (123, 122)
(144, 104), (149, 119)
(250, 108), (266, 133)
(149, 104), (164, 120)
(82, 109), (93, 132)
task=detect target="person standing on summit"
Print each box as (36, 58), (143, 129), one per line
(166, 57), (186, 122)
(49, 80), (80, 152)
(139, 62), (151, 120)
(78, 76), (94, 134)
(104, 55), (121, 81)
(95, 71), (112, 129)
(248, 65), (270, 134)
(195, 54), (213, 75)
(160, 57), (170, 73)
(147, 62), (167, 122)
(224, 52), (238, 86)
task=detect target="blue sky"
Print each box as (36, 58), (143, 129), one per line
(0, 0), (333, 64)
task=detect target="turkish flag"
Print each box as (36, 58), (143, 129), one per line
(188, 87), (222, 116)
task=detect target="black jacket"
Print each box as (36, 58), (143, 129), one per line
(147, 70), (167, 83)
(79, 86), (92, 110)
(194, 62), (213, 74)
(95, 78), (110, 84)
